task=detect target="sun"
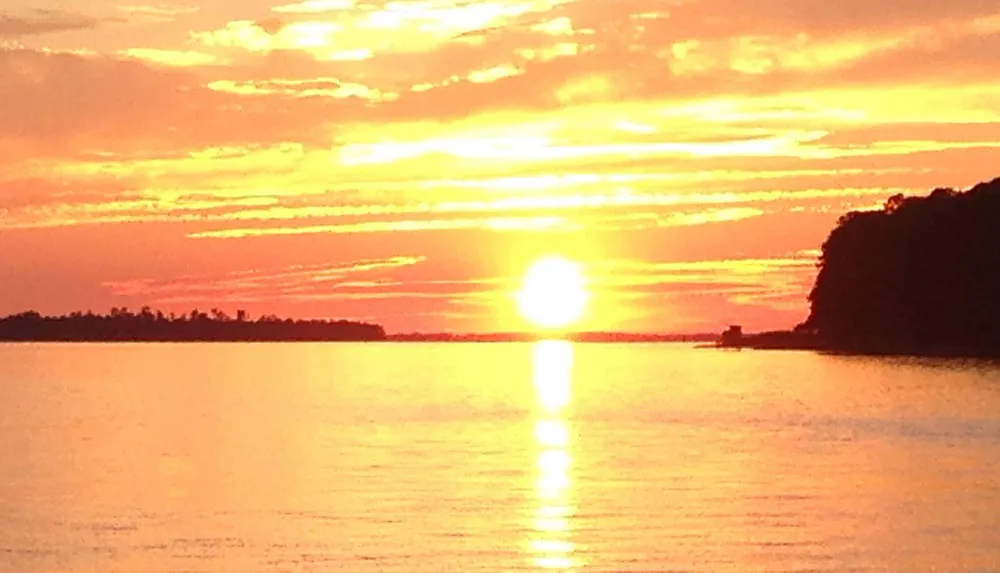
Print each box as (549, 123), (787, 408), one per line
(517, 256), (589, 329)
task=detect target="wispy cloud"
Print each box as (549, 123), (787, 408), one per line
(271, 0), (357, 15)
(186, 215), (569, 238)
(104, 256), (427, 303)
(0, 11), (100, 38)
(206, 77), (396, 100)
(121, 48), (220, 67)
(583, 253), (821, 329)
(118, 4), (201, 20)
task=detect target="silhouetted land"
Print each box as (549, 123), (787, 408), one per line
(0, 308), (714, 344)
(0, 308), (386, 342)
(721, 176), (1000, 357)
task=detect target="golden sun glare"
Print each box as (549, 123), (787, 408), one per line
(517, 257), (588, 329)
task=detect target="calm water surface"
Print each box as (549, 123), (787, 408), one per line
(2, 343), (1000, 572)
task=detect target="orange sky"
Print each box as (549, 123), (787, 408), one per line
(2, 0), (1000, 333)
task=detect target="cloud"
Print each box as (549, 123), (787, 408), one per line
(332, 0), (1000, 121)
(0, 48), (356, 156)
(97, 255), (505, 331)
(672, 0), (1000, 38)
(0, 150), (929, 232)
(118, 4), (201, 21)
(826, 30), (1000, 86)
(0, 175), (139, 212)
(183, 205), (767, 239)
(3, 0), (1000, 228)
(206, 77), (395, 101)
(272, 0), (357, 14)
(121, 48), (221, 67)
(0, 47), (190, 143)
(186, 215), (568, 238)
(103, 256), (427, 304)
(0, 10), (100, 38)
(4, 0), (1000, 160)
(588, 253), (819, 321)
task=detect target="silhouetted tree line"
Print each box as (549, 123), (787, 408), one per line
(0, 307), (385, 342)
(800, 177), (1000, 356)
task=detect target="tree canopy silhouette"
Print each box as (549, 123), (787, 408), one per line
(0, 308), (386, 342)
(801, 177), (1000, 356)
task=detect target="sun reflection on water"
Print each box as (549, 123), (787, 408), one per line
(529, 340), (576, 570)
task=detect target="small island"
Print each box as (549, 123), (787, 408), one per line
(721, 176), (1000, 357)
(0, 308), (386, 342)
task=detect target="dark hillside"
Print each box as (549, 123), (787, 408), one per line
(801, 177), (1000, 356)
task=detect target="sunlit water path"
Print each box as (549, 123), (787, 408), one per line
(2, 342), (1000, 572)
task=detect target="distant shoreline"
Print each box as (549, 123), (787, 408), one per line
(0, 332), (718, 344)
(386, 332), (718, 343)
(0, 310), (386, 343)
(0, 309), (725, 344)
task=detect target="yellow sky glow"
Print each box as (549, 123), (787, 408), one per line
(2, 0), (1000, 332)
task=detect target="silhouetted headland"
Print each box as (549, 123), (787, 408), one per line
(719, 176), (1000, 357)
(0, 308), (386, 342)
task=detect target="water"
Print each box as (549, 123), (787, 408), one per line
(2, 342), (1000, 573)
